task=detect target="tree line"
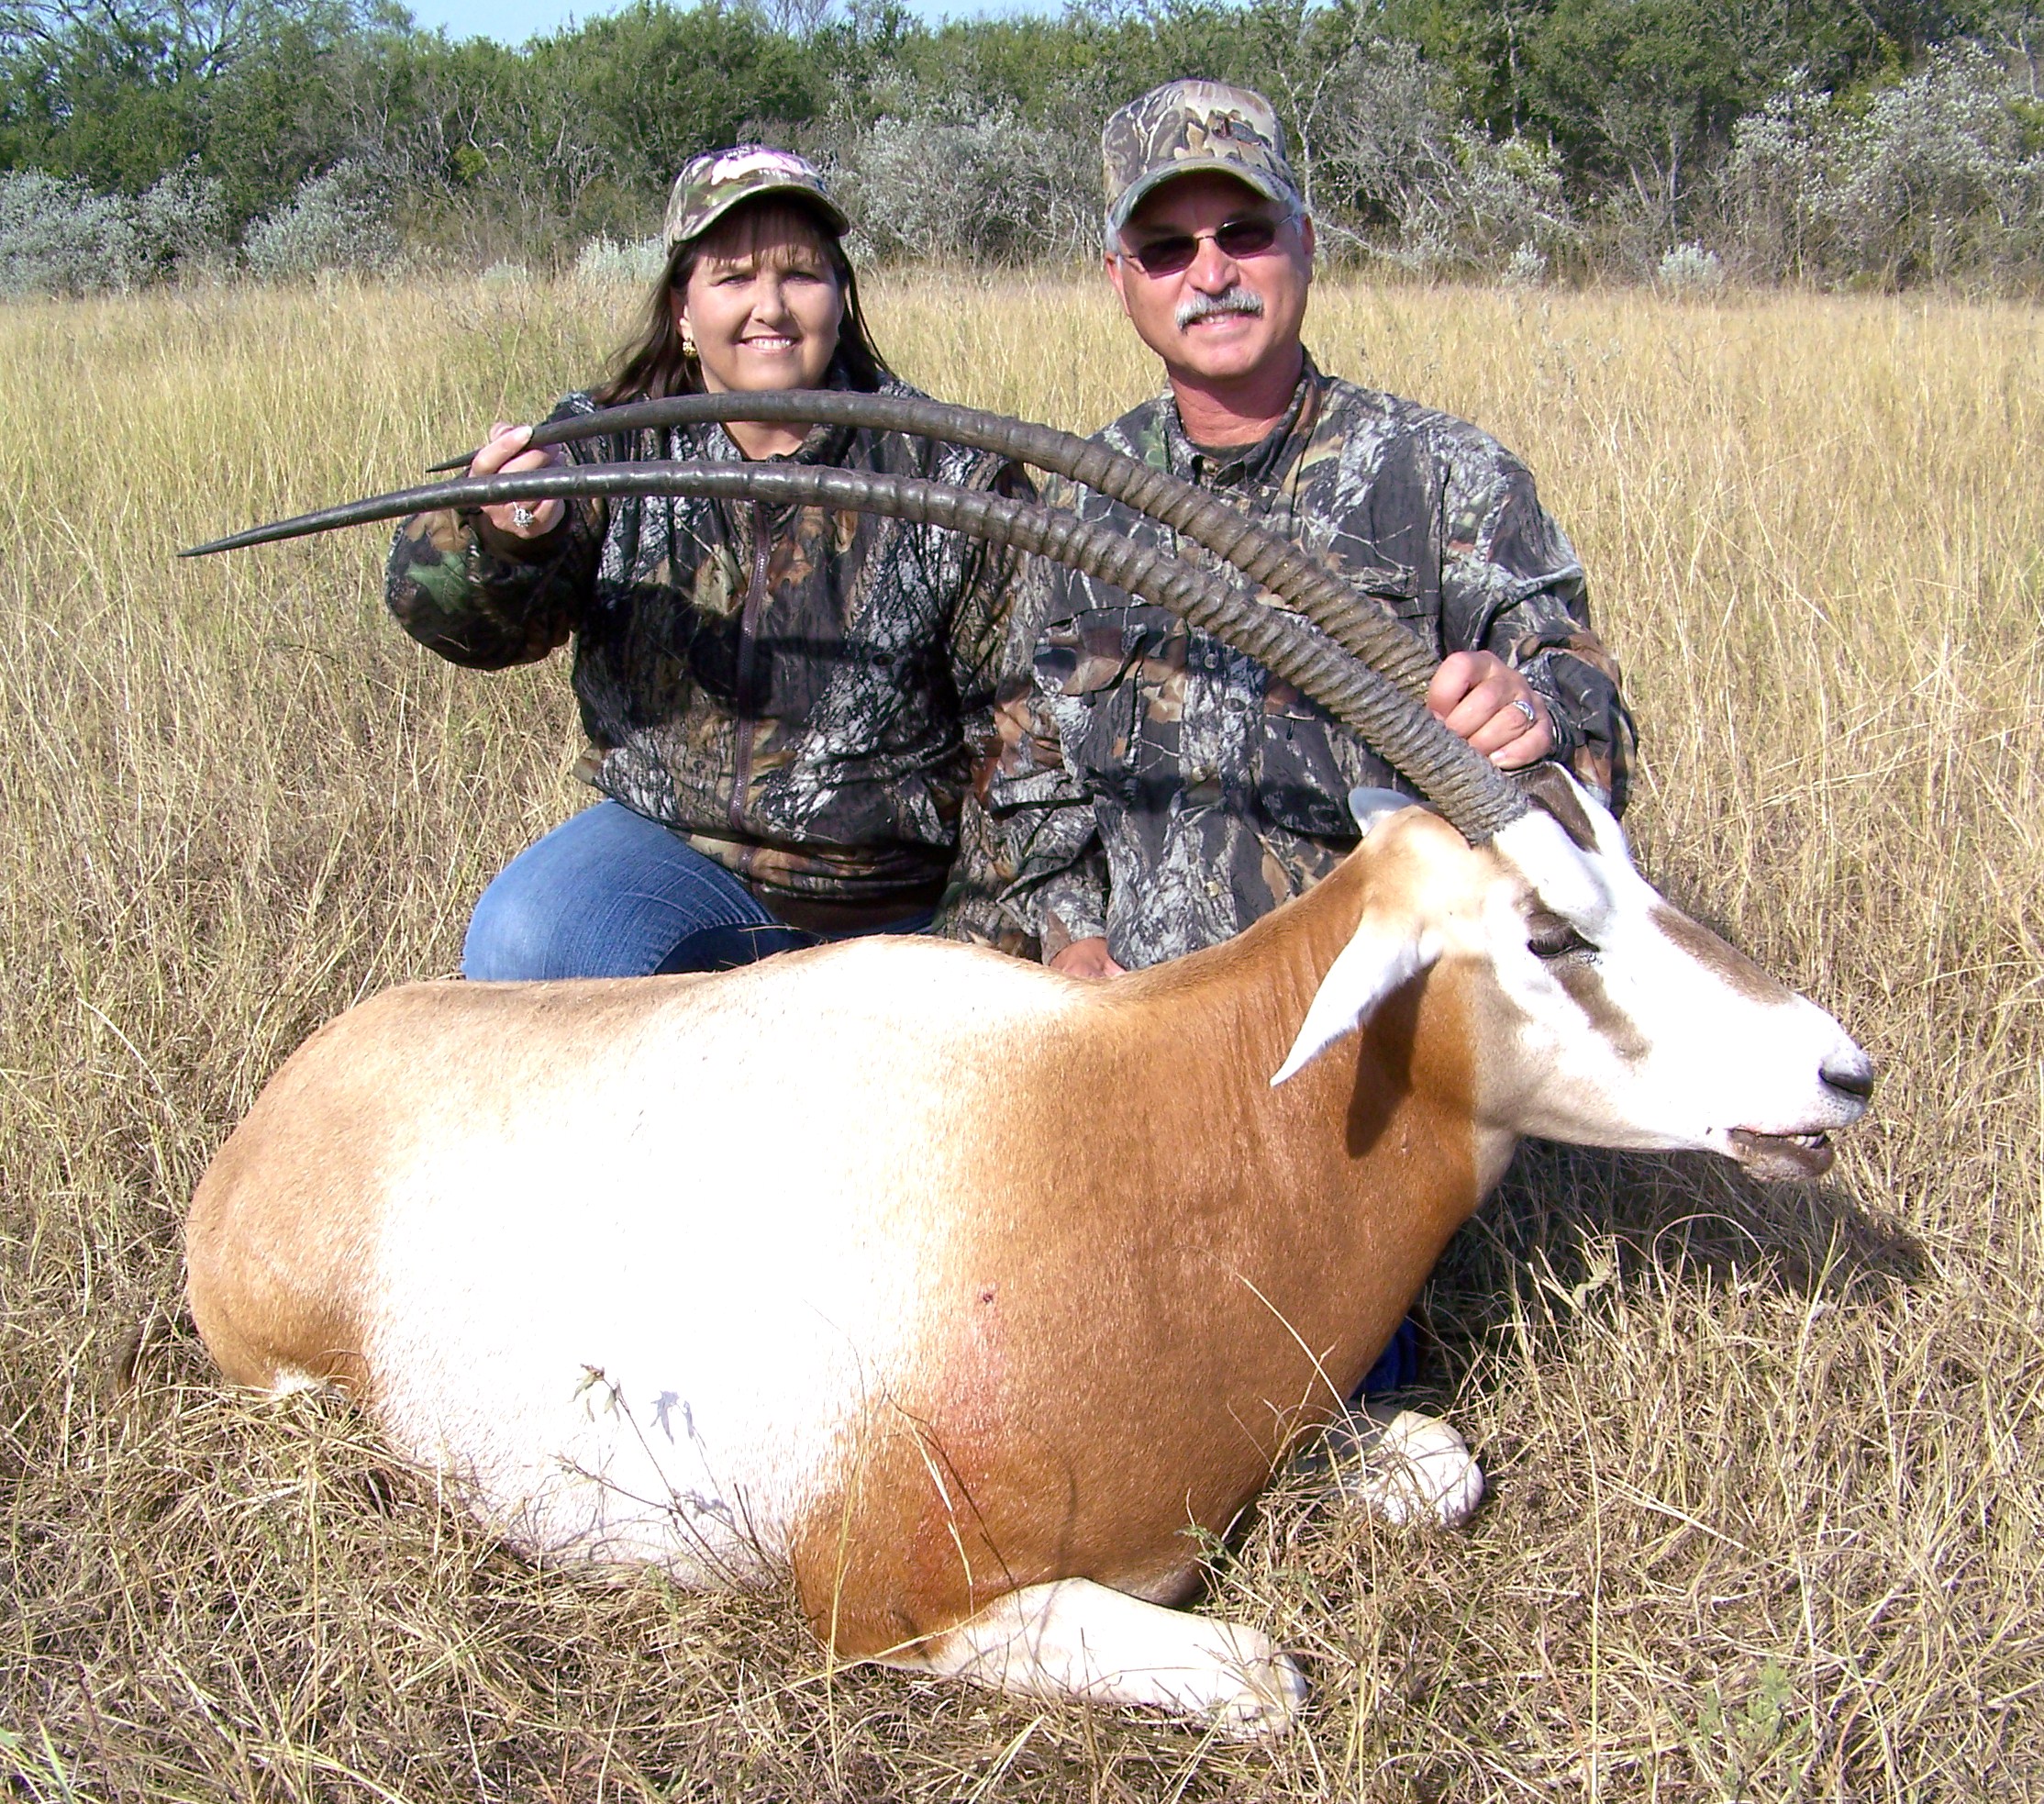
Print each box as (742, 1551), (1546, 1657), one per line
(2, 0), (2040, 293)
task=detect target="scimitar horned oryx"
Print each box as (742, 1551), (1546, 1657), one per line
(181, 391), (1874, 1737)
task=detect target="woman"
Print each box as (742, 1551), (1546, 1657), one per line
(386, 147), (1021, 978)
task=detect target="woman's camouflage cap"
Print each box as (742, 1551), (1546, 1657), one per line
(1102, 80), (1304, 243)
(662, 145), (850, 251)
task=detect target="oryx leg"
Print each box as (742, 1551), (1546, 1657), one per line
(893, 1578), (1305, 1737)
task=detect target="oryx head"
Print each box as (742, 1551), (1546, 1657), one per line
(1275, 768), (1872, 1180)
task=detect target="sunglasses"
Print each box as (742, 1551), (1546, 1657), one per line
(1121, 217), (1284, 277)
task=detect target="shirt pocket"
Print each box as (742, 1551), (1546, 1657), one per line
(1344, 562), (1440, 657)
(1253, 673), (1364, 841)
(1033, 611), (1144, 802)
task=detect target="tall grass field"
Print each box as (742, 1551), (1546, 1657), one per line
(3, 271), (2039, 1800)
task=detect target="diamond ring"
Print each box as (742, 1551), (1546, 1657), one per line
(509, 504), (539, 530)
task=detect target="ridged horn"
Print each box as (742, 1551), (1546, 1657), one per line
(183, 461), (1530, 840)
(428, 390), (1443, 706)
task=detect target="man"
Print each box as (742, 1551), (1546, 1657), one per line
(943, 80), (1634, 1520)
(958, 79), (1629, 976)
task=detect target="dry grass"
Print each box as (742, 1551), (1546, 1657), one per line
(3, 270), (2040, 1800)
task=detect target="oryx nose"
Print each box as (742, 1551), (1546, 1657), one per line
(1820, 1050), (1875, 1102)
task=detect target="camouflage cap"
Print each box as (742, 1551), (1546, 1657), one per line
(1102, 80), (1304, 244)
(662, 145), (849, 251)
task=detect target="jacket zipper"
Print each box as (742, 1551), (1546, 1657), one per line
(728, 499), (771, 832)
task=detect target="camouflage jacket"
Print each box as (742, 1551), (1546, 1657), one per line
(941, 355), (1634, 966)
(386, 372), (1021, 911)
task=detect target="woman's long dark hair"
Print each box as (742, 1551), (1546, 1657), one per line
(593, 195), (891, 406)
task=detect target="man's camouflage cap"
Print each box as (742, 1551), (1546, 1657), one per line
(1101, 80), (1304, 242)
(662, 145), (849, 251)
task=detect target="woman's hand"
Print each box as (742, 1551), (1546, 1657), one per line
(1426, 651), (1554, 768)
(472, 422), (567, 540)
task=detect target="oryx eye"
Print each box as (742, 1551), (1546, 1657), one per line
(1527, 909), (1593, 961)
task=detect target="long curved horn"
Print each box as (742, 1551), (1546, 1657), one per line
(428, 391), (1443, 707)
(183, 462), (1528, 840)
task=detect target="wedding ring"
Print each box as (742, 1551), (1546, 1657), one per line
(1509, 696), (1539, 728)
(509, 504), (539, 530)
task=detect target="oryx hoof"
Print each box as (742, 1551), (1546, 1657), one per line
(1207, 1637), (1308, 1739)
(1311, 1403), (1485, 1529)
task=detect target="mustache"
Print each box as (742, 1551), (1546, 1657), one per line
(1175, 286), (1265, 329)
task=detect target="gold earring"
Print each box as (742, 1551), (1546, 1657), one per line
(679, 326), (697, 360)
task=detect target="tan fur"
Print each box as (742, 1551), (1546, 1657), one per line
(187, 974), (727, 1392)
(788, 818), (1508, 1660)
(188, 1005), (385, 1393)
(1650, 905), (1788, 1004)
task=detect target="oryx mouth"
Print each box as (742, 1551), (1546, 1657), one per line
(1727, 1128), (1836, 1181)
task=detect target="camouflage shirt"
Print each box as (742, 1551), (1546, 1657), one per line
(386, 372), (1022, 911)
(941, 355), (1634, 967)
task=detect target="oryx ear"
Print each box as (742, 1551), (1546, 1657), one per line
(1349, 786), (1425, 836)
(1271, 919), (1443, 1086)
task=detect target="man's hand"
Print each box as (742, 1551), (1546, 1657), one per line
(1050, 937), (1127, 980)
(1426, 651), (1553, 768)
(472, 422), (567, 540)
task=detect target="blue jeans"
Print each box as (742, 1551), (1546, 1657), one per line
(1359, 1316), (1421, 1398)
(463, 800), (928, 980)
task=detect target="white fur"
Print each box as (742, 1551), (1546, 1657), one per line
(905, 1577), (1306, 1738)
(1484, 789), (1870, 1156)
(361, 941), (1063, 1579)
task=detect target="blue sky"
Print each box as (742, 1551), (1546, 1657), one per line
(401, 0), (1037, 44)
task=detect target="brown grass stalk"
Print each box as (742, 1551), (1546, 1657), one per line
(2, 272), (2038, 1799)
